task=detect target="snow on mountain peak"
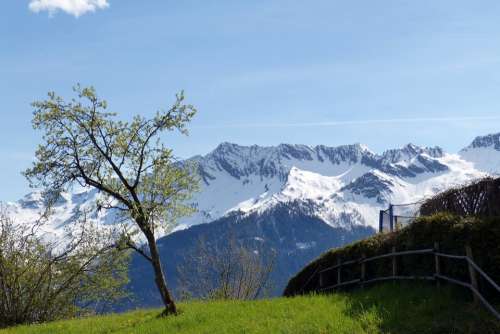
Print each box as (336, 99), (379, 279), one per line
(4, 133), (500, 238)
(464, 133), (500, 151)
(459, 133), (500, 174)
(282, 167), (343, 200)
(381, 143), (444, 164)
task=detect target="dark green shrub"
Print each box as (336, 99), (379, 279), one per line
(284, 214), (500, 300)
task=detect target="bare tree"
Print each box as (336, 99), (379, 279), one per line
(24, 85), (199, 315)
(0, 209), (129, 327)
(420, 177), (500, 217)
(177, 236), (275, 301)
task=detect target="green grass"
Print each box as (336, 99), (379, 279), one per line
(2, 282), (499, 334)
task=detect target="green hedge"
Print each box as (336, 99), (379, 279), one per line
(283, 214), (500, 299)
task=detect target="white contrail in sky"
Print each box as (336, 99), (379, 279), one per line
(193, 115), (500, 129)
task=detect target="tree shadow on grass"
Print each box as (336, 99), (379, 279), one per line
(339, 281), (500, 334)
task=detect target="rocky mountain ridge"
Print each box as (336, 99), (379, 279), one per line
(5, 132), (500, 239)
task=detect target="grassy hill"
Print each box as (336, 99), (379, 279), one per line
(285, 214), (500, 297)
(1, 282), (498, 334)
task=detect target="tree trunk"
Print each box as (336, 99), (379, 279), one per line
(144, 231), (177, 316)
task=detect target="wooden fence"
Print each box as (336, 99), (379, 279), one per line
(300, 243), (500, 320)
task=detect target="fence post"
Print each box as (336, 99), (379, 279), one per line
(361, 253), (366, 289)
(392, 246), (397, 282)
(434, 242), (440, 289)
(337, 256), (342, 288)
(465, 244), (479, 305)
(379, 211), (384, 233)
(389, 204), (394, 232)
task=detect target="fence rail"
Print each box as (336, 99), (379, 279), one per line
(300, 243), (500, 321)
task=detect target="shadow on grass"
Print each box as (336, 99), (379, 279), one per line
(339, 281), (500, 334)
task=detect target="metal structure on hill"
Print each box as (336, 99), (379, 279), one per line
(379, 200), (424, 233)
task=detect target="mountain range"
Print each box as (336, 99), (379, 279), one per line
(4, 132), (500, 308)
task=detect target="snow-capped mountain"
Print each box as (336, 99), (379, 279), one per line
(459, 132), (500, 174)
(176, 138), (487, 231)
(6, 132), (499, 308)
(4, 133), (499, 239)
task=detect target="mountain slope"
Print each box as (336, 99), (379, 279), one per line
(5, 133), (497, 240)
(460, 133), (500, 174)
(124, 202), (374, 309)
(3, 132), (500, 309)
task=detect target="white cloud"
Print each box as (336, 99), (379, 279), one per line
(29, 0), (109, 17)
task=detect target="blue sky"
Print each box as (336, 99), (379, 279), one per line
(1, 1), (500, 201)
